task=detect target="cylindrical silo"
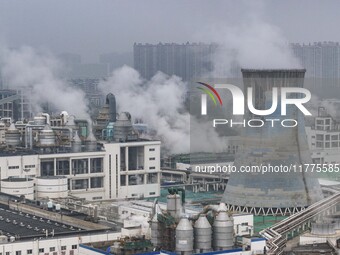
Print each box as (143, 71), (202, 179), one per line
(71, 131), (82, 152)
(176, 217), (193, 255)
(35, 176), (68, 199)
(5, 123), (21, 147)
(0, 177), (34, 200)
(194, 214), (212, 253)
(34, 116), (46, 126)
(39, 125), (56, 147)
(114, 112), (134, 142)
(150, 214), (161, 248)
(167, 194), (182, 222)
(213, 205), (234, 251)
(85, 132), (97, 151)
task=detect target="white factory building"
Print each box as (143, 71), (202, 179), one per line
(0, 140), (161, 201)
(305, 106), (340, 165)
(0, 93), (161, 201)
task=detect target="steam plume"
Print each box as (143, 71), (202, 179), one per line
(0, 46), (90, 119)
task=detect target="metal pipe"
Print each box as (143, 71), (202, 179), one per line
(41, 113), (50, 125)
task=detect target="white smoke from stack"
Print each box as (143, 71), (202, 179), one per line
(0, 45), (90, 119)
(201, 6), (301, 77)
(99, 66), (225, 154)
(99, 66), (190, 153)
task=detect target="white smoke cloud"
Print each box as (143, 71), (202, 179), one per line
(0, 45), (90, 119)
(99, 66), (190, 153)
(203, 10), (301, 77)
(99, 66), (227, 154)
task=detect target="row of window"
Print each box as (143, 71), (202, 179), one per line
(0, 245), (77, 255)
(41, 158), (104, 176)
(120, 173), (158, 186)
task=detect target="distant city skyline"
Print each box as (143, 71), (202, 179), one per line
(2, 0), (340, 62)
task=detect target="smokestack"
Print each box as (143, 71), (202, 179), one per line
(222, 69), (323, 215)
(106, 93), (116, 122)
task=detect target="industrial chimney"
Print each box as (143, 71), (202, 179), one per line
(222, 69), (323, 215)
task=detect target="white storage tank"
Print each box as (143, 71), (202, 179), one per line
(38, 125), (56, 147)
(167, 194), (182, 221)
(36, 176), (68, 199)
(5, 123), (21, 147)
(150, 214), (161, 248)
(71, 131), (82, 152)
(176, 217), (194, 255)
(0, 177), (34, 200)
(194, 214), (212, 253)
(34, 116), (46, 125)
(85, 132), (97, 151)
(213, 203), (234, 251)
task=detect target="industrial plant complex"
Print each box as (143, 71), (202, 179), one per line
(0, 62), (338, 255)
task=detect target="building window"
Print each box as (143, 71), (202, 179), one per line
(120, 147), (126, 171)
(149, 192), (156, 195)
(128, 174), (144, 185)
(149, 148), (155, 151)
(72, 158), (88, 175)
(56, 159), (70, 175)
(147, 173), (158, 184)
(149, 166), (156, 170)
(50, 247), (55, 252)
(149, 157), (155, 161)
(15, 252), (21, 255)
(90, 158), (103, 173)
(8, 165), (19, 169)
(41, 160), (55, 176)
(90, 177), (104, 188)
(38, 248), (44, 253)
(27, 250), (33, 254)
(120, 175), (126, 186)
(24, 165), (35, 168)
(128, 146), (144, 170)
(71, 245), (77, 249)
(61, 246), (67, 251)
(71, 179), (89, 190)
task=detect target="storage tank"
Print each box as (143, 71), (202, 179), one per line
(176, 217), (193, 255)
(213, 204), (234, 251)
(150, 214), (161, 247)
(167, 193), (182, 221)
(114, 112), (135, 142)
(194, 214), (212, 253)
(71, 131), (82, 152)
(85, 132), (97, 151)
(38, 125), (55, 146)
(36, 176), (68, 198)
(0, 177), (34, 200)
(34, 116), (46, 125)
(5, 123), (21, 146)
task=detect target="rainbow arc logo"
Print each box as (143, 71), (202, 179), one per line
(196, 82), (223, 106)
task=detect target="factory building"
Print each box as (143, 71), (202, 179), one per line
(305, 106), (340, 165)
(0, 93), (161, 201)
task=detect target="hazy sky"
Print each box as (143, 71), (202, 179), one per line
(1, 0), (340, 63)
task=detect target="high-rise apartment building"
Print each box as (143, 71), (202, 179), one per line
(291, 42), (340, 87)
(133, 42), (217, 81)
